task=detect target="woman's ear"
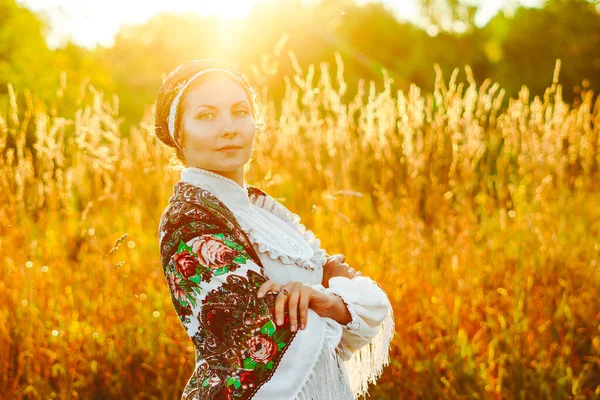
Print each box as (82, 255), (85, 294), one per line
(178, 128), (187, 150)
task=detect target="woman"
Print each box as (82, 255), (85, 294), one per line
(155, 59), (395, 399)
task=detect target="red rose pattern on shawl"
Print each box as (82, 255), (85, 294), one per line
(167, 269), (187, 301)
(159, 182), (297, 399)
(174, 250), (198, 279)
(192, 234), (237, 270)
(247, 335), (278, 363)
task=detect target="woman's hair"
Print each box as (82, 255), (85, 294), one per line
(154, 59), (265, 168)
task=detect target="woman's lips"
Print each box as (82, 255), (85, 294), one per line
(217, 146), (242, 152)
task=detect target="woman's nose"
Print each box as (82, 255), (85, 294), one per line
(222, 116), (236, 136)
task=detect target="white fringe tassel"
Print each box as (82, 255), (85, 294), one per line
(292, 319), (355, 400)
(292, 300), (396, 400)
(342, 301), (396, 399)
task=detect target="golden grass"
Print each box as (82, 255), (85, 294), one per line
(1, 54), (599, 399)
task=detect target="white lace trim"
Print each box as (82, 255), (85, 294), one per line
(180, 166), (326, 271)
(247, 192), (327, 271)
(182, 166), (247, 190)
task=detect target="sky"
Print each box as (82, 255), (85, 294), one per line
(18, 0), (543, 50)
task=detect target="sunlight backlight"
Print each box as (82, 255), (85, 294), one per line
(190, 0), (257, 19)
(18, 0), (545, 49)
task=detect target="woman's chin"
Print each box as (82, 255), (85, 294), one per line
(217, 153), (251, 167)
(190, 152), (250, 172)
(213, 159), (248, 172)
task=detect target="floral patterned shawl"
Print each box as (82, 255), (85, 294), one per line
(158, 180), (303, 399)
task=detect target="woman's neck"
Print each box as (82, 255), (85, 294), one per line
(186, 165), (245, 189)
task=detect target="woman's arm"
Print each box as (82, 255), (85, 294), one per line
(255, 279), (353, 331)
(323, 276), (394, 358)
(319, 292), (353, 325)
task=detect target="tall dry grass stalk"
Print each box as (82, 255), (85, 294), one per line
(1, 53), (599, 399)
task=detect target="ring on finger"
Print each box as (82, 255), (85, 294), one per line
(281, 288), (289, 296)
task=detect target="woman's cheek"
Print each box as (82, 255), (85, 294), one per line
(238, 117), (256, 134)
(244, 145), (254, 161)
(187, 130), (214, 151)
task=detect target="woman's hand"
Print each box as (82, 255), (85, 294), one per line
(256, 280), (335, 332)
(321, 254), (360, 288)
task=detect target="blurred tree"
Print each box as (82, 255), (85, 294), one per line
(333, 2), (421, 89)
(483, 0), (600, 102)
(0, 0), (113, 117)
(0, 0), (53, 99)
(419, 0), (480, 34)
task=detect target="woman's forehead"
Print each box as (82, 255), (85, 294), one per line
(183, 75), (249, 108)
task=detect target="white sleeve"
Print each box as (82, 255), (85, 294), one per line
(312, 276), (395, 398)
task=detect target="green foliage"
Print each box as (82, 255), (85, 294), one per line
(482, 0), (600, 102)
(0, 0), (52, 98)
(0, 0), (113, 120)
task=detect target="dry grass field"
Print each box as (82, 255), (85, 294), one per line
(1, 55), (599, 399)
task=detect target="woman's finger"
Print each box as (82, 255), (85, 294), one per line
(275, 283), (293, 326)
(257, 280), (279, 298)
(298, 286), (311, 330)
(287, 283), (302, 332)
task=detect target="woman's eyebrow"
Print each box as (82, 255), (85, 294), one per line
(195, 100), (249, 111)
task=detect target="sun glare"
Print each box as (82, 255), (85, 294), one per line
(191, 0), (258, 20)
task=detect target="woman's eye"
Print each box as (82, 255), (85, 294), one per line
(198, 113), (215, 120)
(233, 109), (249, 117)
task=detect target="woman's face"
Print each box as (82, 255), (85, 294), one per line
(179, 73), (256, 178)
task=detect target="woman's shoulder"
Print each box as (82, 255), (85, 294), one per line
(162, 181), (237, 216)
(158, 181), (233, 240)
(158, 182), (250, 264)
